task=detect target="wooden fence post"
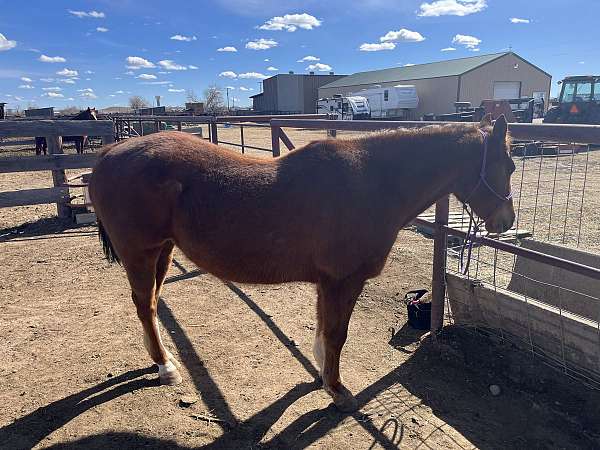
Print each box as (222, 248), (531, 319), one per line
(139, 119), (143, 136)
(271, 125), (281, 157)
(102, 133), (116, 146)
(430, 195), (449, 333)
(46, 135), (70, 218)
(177, 121), (182, 132)
(210, 122), (218, 144)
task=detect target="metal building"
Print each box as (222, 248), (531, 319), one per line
(318, 52), (551, 118)
(251, 72), (346, 114)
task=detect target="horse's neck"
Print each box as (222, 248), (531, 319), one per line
(371, 130), (475, 224)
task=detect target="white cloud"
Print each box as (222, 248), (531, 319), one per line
(441, 47), (456, 51)
(0, 33), (16, 51)
(258, 13), (322, 32)
(40, 77), (54, 82)
(264, 58), (270, 62)
(217, 46), (237, 52)
(58, 78), (76, 84)
(115, 90), (125, 94)
(404, 63), (416, 66)
(56, 68), (78, 77)
(85, 70), (94, 74)
(158, 60), (187, 71)
(297, 55), (319, 62)
(418, 0), (487, 17)
(306, 63), (332, 72)
(39, 54), (66, 63)
(380, 29), (425, 43)
(140, 80), (171, 85)
(137, 73), (157, 79)
(239, 72), (268, 79)
(170, 34), (197, 42)
(225, 86), (235, 90)
(77, 88), (94, 93)
(359, 42), (395, 51)
(510, 17), (530, 24)
(239, 86), (253, 91)
(188, 65), (198, 70)
(44, 92), (64, 98)
(267, 66), (278, 71)
(96, 27), (109, 32)
(80, 92), (97, 99)
(126, 56), (155, 69)
(246, 38), (278, 50)
(109, 94), (115, 97)
(19, 84), (34, 89)
(168, 88), (185, 92)
(452, 34), (481, 49)
(42, 86), (62, 91)
(219, 71), (238, 79)
(125, 71), (135, 75)
(21, 76), (32, 82)
(68, 10), (105, 18)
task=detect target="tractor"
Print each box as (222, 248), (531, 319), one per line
(544, 76), (600, 124)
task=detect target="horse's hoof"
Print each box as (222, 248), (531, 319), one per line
(333, 394), (359, 413)
(158, 361), (182, 385)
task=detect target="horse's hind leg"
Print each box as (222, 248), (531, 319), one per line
(153, 241), (181, 371)
(314, 274), (365, 412)
(123, 246), (182, 385)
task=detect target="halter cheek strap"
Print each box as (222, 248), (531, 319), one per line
(459, 129), (513, 274)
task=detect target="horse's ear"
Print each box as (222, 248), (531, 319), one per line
(87, 107), (91, 111)
(492, 114), (508, 141)
(479, 113), (493, 128)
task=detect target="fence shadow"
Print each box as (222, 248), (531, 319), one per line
(0, 367), (157, 449)
(0, 216), (94, 243)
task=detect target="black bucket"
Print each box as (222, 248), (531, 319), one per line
(405, 289), (431, 330)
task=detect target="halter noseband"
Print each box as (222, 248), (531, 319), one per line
(459, 129), (513, 274)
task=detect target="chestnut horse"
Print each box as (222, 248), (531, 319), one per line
(35, 107), (97, 155)
(89, 114), (515, 412)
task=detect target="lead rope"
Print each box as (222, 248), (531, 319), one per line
(459, 204), (484, 275)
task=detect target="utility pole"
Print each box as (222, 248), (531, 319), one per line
(226, 87), (230, 112)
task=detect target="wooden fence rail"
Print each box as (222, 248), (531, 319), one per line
(0, 120), (114, 217)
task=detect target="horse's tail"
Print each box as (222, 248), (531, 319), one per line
(97, 219), (121, 264)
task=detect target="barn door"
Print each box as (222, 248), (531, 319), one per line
(493, 81), (521, 100)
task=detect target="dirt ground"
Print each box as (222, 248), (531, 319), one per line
(1, 129), (600, 449)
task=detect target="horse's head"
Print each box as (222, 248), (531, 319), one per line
(83, 107), (98, 120)
(454, 114), (516, 234)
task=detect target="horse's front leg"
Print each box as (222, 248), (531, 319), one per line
(314, 274), (365, 412)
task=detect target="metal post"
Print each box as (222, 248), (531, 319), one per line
(240, 124), (245, 154)
(431, 195), (449, 333)
(139, 119), (143, 136)
(177, 121), (182, 132)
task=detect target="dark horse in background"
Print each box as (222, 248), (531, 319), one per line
(35, 107), (97, 155)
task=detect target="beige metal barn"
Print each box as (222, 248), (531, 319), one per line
(318, 52), (552, 118)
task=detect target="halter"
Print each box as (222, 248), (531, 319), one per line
(459, 129), (513, 274)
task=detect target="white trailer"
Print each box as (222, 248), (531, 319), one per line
(316, 95), (370, 120)
(351, 85), (419, 119)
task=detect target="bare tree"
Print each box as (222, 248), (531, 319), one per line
(203, 85), (225, 115)
(129, 95), (149, 110)
(186, 89), (200, 103)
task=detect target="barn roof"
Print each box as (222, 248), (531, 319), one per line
(320, 52), (546, 89)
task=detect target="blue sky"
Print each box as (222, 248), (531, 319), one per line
(0, 0), (596, 110)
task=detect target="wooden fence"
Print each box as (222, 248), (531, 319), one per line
(0, 120), (114, 217)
